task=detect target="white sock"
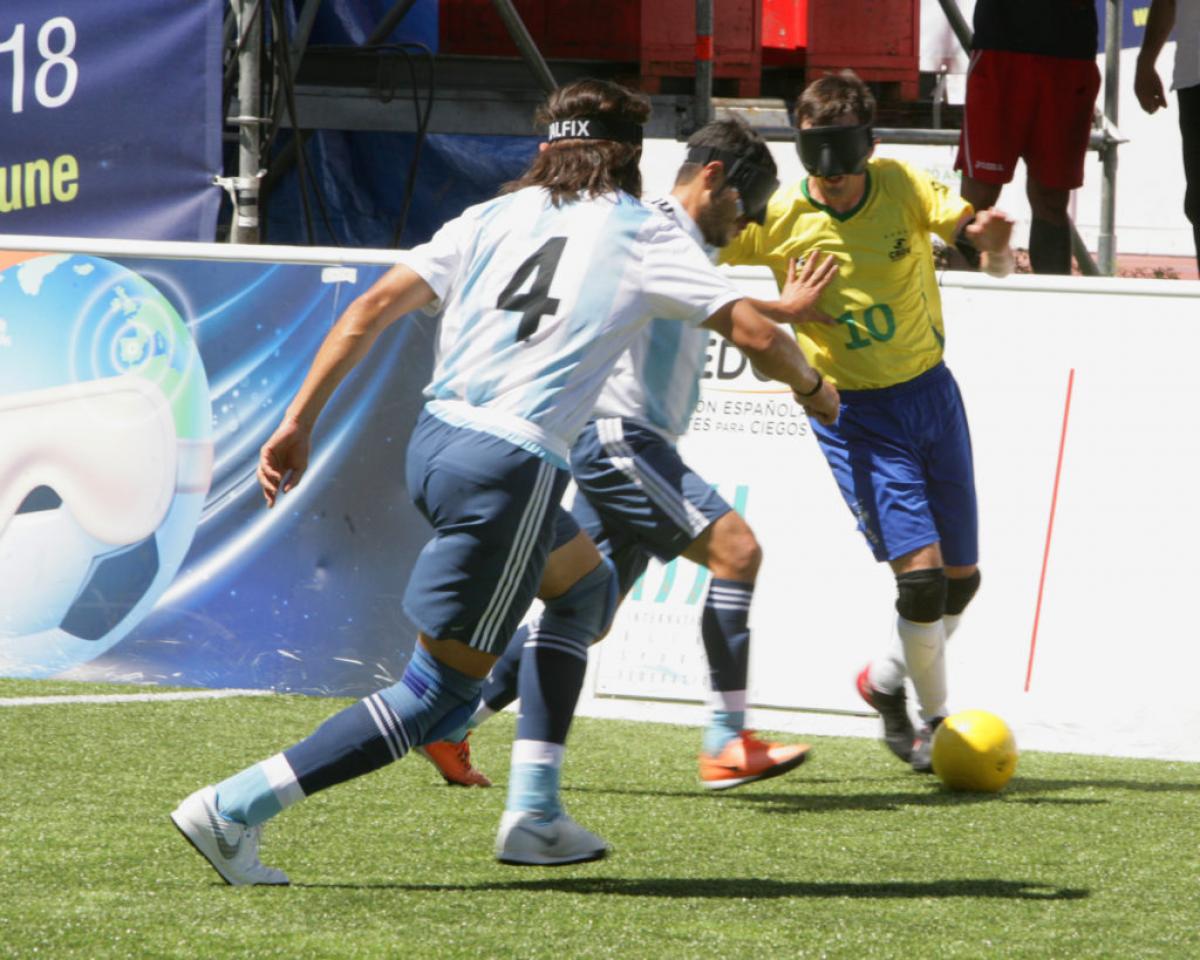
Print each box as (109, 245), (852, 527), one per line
(943, 613), (963, 640)
(867, 619), (908, 694)
(468, 701), (497, 730)
(896, 614), (947, 720)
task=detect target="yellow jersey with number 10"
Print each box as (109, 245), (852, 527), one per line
(721, 157), (972, 391)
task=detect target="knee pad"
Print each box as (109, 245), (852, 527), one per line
(540, 556), (619, 644)
(895, 568), (948, 623)
(945, 570), (981, 616)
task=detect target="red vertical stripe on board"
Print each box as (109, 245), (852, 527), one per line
(695, 35), (713, 60)
(1026, 368), (1075, 692)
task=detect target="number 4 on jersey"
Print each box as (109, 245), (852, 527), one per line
(496, 236), (567, 341)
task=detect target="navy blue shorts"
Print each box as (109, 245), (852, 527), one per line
(567, 417), (731, 594)
(811, 363), (978, 566)
(403, 409), (569, 655)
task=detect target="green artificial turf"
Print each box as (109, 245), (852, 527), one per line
(0, 683), (1196, 959)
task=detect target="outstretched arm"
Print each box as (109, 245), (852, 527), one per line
(258, 264), (437, 506)
(745, 253), (839, 326)
(960, 208), (1016, 278)
(702, 300), (840, 425)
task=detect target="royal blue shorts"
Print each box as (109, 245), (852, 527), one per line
(811, 363), (978, 566)
(403, 409), (569, 655)
(567, 417), (731, 594)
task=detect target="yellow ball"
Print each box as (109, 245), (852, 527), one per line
(931, 710), (1018, 792)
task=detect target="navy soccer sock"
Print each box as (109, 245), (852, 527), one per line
(514, 625), (590, 746)
(217, 645), (480, 824)
(506, 629), (588, 818)
(701, 578), (754, 755)
(506, 559), (615, 816)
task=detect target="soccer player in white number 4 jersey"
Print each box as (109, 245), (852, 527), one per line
(170, 80), (839, 884)
(421, 118), (841, 798)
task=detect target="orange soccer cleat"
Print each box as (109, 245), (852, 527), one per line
(417, 733), (493, 787)
(699, 731), (811, 790)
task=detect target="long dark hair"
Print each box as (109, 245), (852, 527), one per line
(504, 79), (651, 204)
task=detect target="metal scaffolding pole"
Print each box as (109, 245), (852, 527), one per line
(366, 0), (420, 45)
(292, 0), (324, 62)
(694, 0), (714, 129)
(1097, 0), (1122, 275)
(491, 0), (557, 93)
(935, 0), (973, 51)
(230, 0), (264, 243)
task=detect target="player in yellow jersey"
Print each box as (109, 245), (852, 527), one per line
(722, 71), (1015, 772)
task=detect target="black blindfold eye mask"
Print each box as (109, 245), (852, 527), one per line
(686, 146), (780, 225)
(795, 123), (873, 177)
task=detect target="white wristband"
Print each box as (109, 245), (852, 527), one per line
(984, 247), (1015, 278)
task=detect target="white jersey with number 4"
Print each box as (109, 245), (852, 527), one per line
(590, 194), (716, 440)
(396, 187), (740, 466)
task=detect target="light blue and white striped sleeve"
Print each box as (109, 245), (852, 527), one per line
(639, 218), (743, 327)
(393, 208), (476, 305)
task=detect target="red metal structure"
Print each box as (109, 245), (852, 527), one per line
(439, 0), (919, 101)
(804, 0), (920, 99)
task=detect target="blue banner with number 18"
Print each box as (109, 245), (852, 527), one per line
(0, 1), (223, 241)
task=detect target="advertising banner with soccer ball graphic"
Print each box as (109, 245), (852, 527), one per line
(0, 246), (437, 694)
(2, 239), (1199, 763)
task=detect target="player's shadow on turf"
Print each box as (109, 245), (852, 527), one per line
(568, 777), (855, 801)
(296, 877), (1089, 901)
(724, 790), (1016, 814)
(683, 786), (1111, 813)
(1002, 777), (1200, 795)
(574, 784), (1058, 813)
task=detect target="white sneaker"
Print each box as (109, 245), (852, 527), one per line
(170, 786), (289, 886)
(495, 809), (608, 866)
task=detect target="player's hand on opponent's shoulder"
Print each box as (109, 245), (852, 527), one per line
(258, 417), (312, 508)
(778, 253), (838, 325)
(965, 208), (1015, 255)
(794, 372), (840, 426)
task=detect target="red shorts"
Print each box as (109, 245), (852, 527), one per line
(955, 49), (1100, 191)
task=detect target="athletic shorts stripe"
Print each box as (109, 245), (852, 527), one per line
(594, 417), (708, 536)
(470, 460), (557, 651)
(525, 633), (591, 662)
(961, 50), (981, 176)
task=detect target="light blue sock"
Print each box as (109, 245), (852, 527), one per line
(506, 762), (563, 818)
(216, 765), (280, 826)
(216, 753), (304, 826)
(704, 709), (745, 756)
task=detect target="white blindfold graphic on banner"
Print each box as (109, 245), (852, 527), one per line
(0, 376), (212, 545)
(0, 375), (212, 642)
